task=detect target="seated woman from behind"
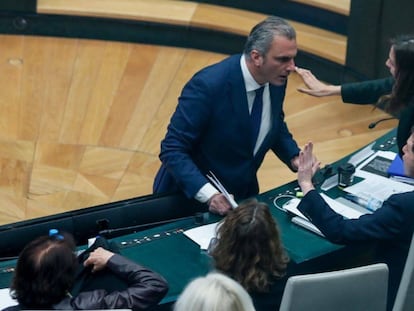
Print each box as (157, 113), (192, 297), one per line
(210, 198), (290, 311)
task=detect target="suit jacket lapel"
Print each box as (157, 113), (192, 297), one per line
(228, 59), (255, 151)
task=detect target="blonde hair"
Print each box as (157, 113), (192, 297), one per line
(174, 272), (256, 311)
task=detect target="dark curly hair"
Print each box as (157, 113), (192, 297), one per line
(211, 198), (289, 293)
(10, 232), (78, 308)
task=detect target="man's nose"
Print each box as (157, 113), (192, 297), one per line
(287, 59), (296, 71)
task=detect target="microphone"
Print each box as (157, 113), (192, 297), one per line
(368, 117), (396, 129)
(98, 213), (208, 238)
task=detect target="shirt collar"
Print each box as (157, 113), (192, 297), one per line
(240, 54), (267, 92)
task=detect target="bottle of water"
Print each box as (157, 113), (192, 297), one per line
(345, 193), (383, 212)
(356, 193), (383, 212)
(364, 197), (382, 211)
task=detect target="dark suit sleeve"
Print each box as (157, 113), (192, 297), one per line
(158, 74), (213, 197)
(341, 77), (394, 105)
(297, 190), (408, 244)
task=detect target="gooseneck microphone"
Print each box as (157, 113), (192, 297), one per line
(368, 117), (397, 129)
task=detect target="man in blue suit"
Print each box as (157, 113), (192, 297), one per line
(153, 16), (301, 215)
(296, 128), (414, 310)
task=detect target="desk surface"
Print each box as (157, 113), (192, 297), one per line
(0, 128), (398, 306)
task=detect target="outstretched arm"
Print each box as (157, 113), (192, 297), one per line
(297, 142), (320, 195)
(295, 67), (341, 97)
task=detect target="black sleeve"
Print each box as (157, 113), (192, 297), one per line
(341, 77), (394, 105)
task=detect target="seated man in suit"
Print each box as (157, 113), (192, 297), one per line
(296, 126), (414, 310)
(154, 16), (301, 215)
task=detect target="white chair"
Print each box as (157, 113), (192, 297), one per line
(392, 233), (414, 311)
(279, 263), (389, 311)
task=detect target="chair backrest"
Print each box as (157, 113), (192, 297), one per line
(279, 263), (389, 311)
(392, 233), (414, 311)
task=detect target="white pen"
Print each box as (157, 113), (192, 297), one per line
(207, 171), (238, 208)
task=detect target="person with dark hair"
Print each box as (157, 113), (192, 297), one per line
(154, 16), (301, 215)
(296, 127), (414, 310)
(3, 232), (168, 310)
(296, 34), (414, 156)
(210, 199), (289, 310)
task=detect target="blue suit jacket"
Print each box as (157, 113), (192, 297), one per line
(298, 189), (414, 310)
(153, 54), (300, 200)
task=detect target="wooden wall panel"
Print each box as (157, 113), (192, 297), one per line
(79, 42), (132, 146)
(59, 40), (105, 144)
(120, 47), (186, 150)
(99, 45), (160, 148)
(0, 36), (24, 140)
(37, 38), (78, 142)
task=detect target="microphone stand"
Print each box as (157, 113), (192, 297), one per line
(368, 117), (396, 129)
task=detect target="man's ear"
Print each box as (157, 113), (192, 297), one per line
(250, 50), (263, 67)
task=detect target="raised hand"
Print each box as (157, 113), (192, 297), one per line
(295, 67), (341, 97)
(297, 142), (321, 194)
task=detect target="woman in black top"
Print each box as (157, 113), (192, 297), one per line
(296, 34), (414, 156)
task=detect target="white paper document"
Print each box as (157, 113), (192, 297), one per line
(0, 288), (16, 309)
(183, 222), (219, 250)
(207, 171), (238, 208)
(344, 176), (414, 202)
(320, 193), (364, 219)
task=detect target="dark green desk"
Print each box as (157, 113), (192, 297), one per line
(0, 128), (398, 309)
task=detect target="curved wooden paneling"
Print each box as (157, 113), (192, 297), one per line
(0, 35), (396, 225)
(37, 0), (346, 65)
(291, 0), (350, 15)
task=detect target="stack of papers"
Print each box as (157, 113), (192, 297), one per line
(352, 151), (414, 201)
(0, 288), (16, 309)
